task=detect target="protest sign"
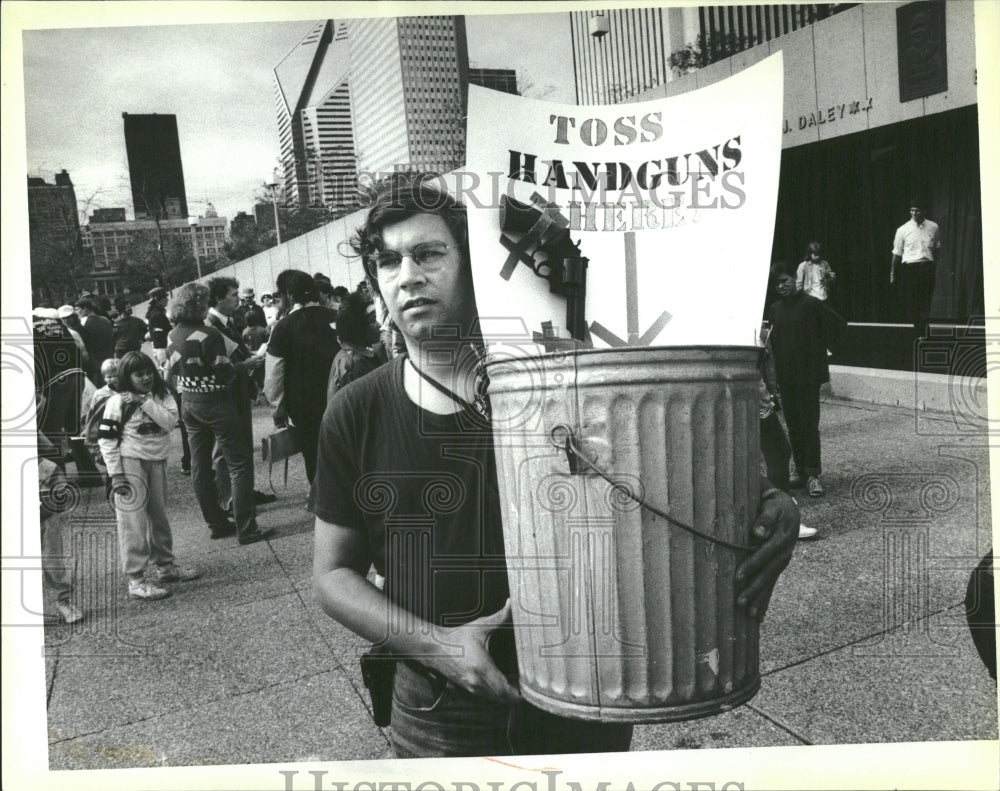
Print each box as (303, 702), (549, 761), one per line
(465, 52), (784, 354)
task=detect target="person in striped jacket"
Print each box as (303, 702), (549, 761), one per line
(166, 283), (275, 545)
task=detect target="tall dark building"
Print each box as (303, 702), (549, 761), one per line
(122, 112), (189, 220)
(468, 68), (518, 95)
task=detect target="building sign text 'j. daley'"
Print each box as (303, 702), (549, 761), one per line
(783, 97), (874, 134)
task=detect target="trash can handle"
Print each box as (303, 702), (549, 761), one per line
(549, 424), (755, 553)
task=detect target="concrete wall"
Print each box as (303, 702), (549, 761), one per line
(829, 364), (989, 426)
(133, 206), (369, 319)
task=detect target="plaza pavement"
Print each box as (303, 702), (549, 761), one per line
(37, 395), (998, 778)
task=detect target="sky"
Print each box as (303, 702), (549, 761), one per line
(21, 6), (577, 223)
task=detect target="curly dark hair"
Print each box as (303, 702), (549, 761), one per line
(335, 290), (374, 347)
(206, 276), (239, 307)
(351, 172), (468, 297)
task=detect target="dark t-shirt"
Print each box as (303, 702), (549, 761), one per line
(146, 306), (172, 350)
(267, 305), (340, 423)
(81, 314), (114, 363)
(312, 355), (508, 628)
(113, 315), (148, 355)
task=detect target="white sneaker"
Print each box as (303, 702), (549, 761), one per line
(128, 578), (170, 600)
(55, 601), (84, 624)
(798, 523), (818, 540)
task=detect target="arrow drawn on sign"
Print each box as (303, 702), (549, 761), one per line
(589, 231), (671, 347)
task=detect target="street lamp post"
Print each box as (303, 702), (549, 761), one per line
(265, 182), (282, 246)
(188, 216), (203, 278)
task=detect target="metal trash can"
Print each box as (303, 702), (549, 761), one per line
(488, 346), (761, 722)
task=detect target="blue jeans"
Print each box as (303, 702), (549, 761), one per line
(181, 395), (258, 537)
(389, 662), (633, 758)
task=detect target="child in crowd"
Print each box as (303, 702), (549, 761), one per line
(326, 289), (386, 404)
(83, 357), (121, 486)
(97, 351), (200, 600)
(241, 310), (269, 354)
(242, 312), (269, 400)
(796, 241), (836, 301)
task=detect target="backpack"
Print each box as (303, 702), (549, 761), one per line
(84, 392), (113, 444)
(86, 392), (141, 446)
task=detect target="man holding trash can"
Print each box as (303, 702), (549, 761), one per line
(311, 173), (800, 758)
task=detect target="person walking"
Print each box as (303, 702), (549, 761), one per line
(97, 352), (200, 600)
(769, 266), (846, 497)
(890, 197), (941, 335)
(758, 323), (818, 540)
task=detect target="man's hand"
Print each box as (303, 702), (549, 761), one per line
(423, 600), (521, 704)
(890, 269), (895, 285)
(736, 489), (799, 622)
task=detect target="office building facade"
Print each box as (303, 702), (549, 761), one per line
(632, 1), (980, 372)
(469, 67), (518, 95)
(28, 170), (79, 246)
(28, 170), (87, 302)
(83, 214), (228, 293)
(273, 16), (469, 211)
(570, 5), (856, 104)
(122, 112), (189, 220)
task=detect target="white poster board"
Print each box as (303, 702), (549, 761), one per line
(465, 52), (784, 355)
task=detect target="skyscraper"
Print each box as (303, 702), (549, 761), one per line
(122, 112), (189, 220)
(273, 20), (357, 212)
(273, 16), (469, 211)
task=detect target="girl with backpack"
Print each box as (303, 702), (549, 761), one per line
(97, 352), (200, 600)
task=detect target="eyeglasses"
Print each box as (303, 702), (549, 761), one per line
(367, 241), (452, 280)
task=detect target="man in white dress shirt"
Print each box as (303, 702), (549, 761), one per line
(890, 197), (941, 335)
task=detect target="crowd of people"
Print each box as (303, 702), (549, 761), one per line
(32, 272), (390, 615)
